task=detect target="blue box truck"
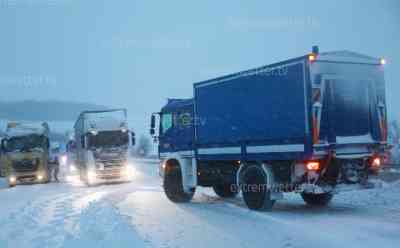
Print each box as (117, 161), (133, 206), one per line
(150, 47), (388, 210)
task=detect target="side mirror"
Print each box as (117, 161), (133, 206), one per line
(150, 114), (156, 136)
(131, 132), (136, 146)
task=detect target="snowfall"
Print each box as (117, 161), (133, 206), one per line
(0, 159), (399, 248)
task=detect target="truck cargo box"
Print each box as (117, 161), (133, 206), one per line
(193, 51), (386, 161)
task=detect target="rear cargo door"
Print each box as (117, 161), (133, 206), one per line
(320, 77), (376, 144)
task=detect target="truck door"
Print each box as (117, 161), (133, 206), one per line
(159, 107), (194, 153)
(159, 112), (174, 153)
(319, 77), (378, 144)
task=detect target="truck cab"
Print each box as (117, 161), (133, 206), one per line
(1, 122), (51, 187)
(157, 99), (195, 154)
(74, 109), (135, 186)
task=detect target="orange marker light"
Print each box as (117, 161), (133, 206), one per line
(306, 161), (320, 171)
(308, 54), (316, 62)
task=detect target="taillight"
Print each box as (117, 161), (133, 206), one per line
(371, 157), (381, 168)
(306, 161), (320, 171)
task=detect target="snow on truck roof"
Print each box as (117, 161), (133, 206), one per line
(87, 117), (128, 131)
(5, 121), (49, 138)
(74, 109), (128, 132)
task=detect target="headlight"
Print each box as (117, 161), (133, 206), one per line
(70, 164), (77, 172)
(37, 174), (44, 181)
(9, 176), (17, 184)
(87, 170), (97, 182)
(123, 164), (134, 179)
(61, 155), (68, 165)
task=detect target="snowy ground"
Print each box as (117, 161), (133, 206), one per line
(0, 160), (399, 248)
(0, 178), (6, 190)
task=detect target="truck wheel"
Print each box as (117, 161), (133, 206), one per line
(301, 192), (333, 206)
(241, 165), (275, 211)
(213, 183), (238, 198)
(163, 162), (195, 203)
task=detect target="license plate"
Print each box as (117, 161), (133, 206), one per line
(20, 178), (34, 182)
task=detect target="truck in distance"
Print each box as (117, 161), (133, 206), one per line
(1, 121), (51, 187)
(74, 109), (135, 186)
(64, 138), (78, 178)
(150, 47), (388, 211)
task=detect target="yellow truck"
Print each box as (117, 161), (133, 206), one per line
(0, 122), (51, 187)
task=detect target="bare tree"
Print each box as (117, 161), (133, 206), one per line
(135, 135), (152, 157)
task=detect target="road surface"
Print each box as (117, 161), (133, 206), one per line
(0, 159), (399, 248)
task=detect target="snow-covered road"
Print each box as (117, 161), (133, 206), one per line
(0, 160), (399, 248)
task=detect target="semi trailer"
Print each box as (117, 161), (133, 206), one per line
(74, 109), (135, 186)
(0, 122), (51, 187)
(150, 47), (388, 210)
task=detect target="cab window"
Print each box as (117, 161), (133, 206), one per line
(161, 113), (173, 134)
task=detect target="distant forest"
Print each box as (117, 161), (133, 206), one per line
(0, 100), (109, 142)
(0, 100), (107, 121)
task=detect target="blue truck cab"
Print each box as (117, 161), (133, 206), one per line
(150, 47), (388, 210)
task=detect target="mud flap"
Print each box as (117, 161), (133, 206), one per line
(180, 158), (197, 193)
(261, 164), (284, 200)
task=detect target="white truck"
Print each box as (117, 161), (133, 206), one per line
(74, 109), (135, 186)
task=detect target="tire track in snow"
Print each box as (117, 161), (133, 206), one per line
(0, 178), (156, 248)
(0, 186), (108, 248)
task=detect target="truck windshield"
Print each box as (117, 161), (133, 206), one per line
(88, 130), (129, 148)
(5, 134), (46, 152)
(161, 113), (173, 134)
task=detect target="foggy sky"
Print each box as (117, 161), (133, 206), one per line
(0, 0), (399, 134)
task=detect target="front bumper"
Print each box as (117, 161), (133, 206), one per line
(87, 166), (134, 185)
(9, 171), (47, 185)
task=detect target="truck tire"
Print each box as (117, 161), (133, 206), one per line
(241, 165), (275, 211)
(301, 192), (333, 206)
(163, 162), (195, 203)
(213, 183), (238, 198)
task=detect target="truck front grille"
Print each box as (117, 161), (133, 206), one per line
(12, 159), (39, 172)
(95, 168), (122, 179)
(97, 159), (124, 168)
